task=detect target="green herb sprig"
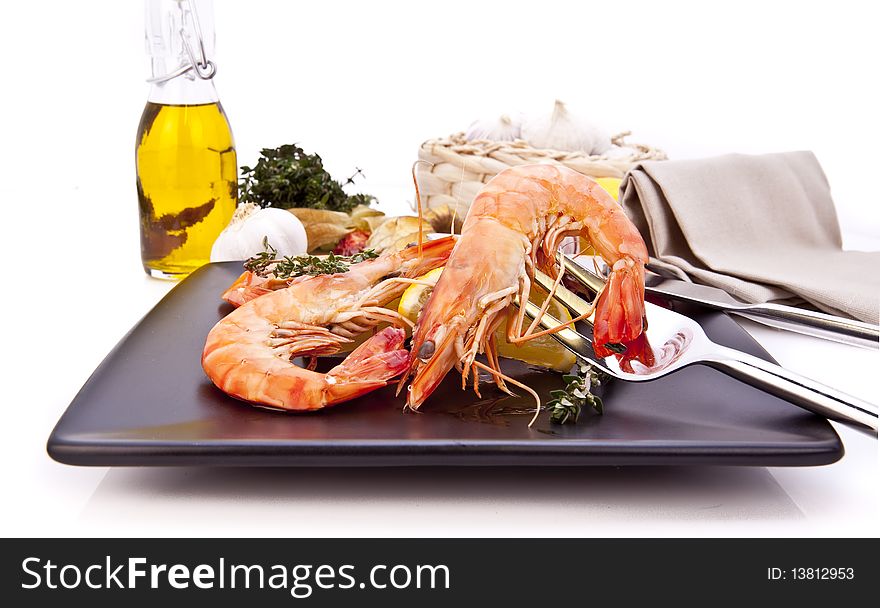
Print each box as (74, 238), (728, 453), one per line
(547, 364), (607, 425)
(239, 144), (376, 213)
(244, 237), (379, 279)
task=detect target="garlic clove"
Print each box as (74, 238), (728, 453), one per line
(602, 144), (633, 159)
(521, 100), (611, 155)
(465, 113), (522, 142)
(591, 127), (613, 155)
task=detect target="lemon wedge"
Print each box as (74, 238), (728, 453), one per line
(398, 268), (576, 372)
(398, 267), (445, 324)
(594, 176), (622, 201)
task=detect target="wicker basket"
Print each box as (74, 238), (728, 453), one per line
(416, 131), (666, 216)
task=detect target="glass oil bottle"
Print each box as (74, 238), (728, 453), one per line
(137, 0), (236, 279)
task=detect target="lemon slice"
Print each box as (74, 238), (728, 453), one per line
(398, 267), (445, 324)
(398, 267), (576, 372)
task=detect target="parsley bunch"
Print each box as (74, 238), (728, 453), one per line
(239, 144), (376, 213)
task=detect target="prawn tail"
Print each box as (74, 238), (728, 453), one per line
(592, 260), (646, 358)
(222, 271), (274, 307)
(396, 234), (457, 277)
(323, 327), (410, 405)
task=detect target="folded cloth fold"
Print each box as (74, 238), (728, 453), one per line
(619, 151), (879, 323)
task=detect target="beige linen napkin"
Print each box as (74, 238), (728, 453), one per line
(619, 152), (879, 323)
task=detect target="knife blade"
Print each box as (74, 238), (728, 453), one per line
(563, 255), (879, 349)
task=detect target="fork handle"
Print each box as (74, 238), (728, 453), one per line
(705, 348), (878, 436)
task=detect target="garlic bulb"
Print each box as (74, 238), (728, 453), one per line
(602, 144), (632, 159)
(465, 114), (522, 142)
(520, 100), (611, 155)
(210, 203), (308, 262)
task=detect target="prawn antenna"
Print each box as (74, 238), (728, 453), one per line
(411, 160), (434, 257)
(454, 160), (467, 236)
(471, 360), (543, 428)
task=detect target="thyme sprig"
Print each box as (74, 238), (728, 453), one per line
(244, 237), (378, 279)
(546, 364), (608, 425)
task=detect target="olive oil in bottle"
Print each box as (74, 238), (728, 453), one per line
(138, 0), (235, 279)
(136, 101), (236, 278)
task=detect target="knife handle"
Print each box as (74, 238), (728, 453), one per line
(706, 347), (878, 436)
(735, 303), (879, 350)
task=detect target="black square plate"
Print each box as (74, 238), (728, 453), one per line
(48, 263), (842, 466)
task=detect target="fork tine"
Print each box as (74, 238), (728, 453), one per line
(532, 268), (597, 326)
(521, 299), (593, 348)
(522, 255), (616, 372)
(521, 300), (616, 375)
(558, 253), (607, 295)
(518, 252), (626, 369)
(532, 250), (612, 325)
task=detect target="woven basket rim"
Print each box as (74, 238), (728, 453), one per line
(420, 130), (667, 164)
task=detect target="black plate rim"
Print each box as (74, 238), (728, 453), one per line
(46, 263), (843, 468)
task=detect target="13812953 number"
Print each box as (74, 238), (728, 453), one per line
(791, 567), (854, 580)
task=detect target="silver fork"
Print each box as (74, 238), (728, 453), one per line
(522, 256), (878, 436)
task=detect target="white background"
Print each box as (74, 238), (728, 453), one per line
(0, 0), (877, 537)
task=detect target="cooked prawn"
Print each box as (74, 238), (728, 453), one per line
(404, 164), (648, 416)
(202, 236), (455, 410)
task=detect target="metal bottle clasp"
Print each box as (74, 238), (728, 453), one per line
(147, 0), (216, 84)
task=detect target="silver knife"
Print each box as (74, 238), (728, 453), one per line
(562, 254), (878, 349)
(642, 268), (879, 349)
